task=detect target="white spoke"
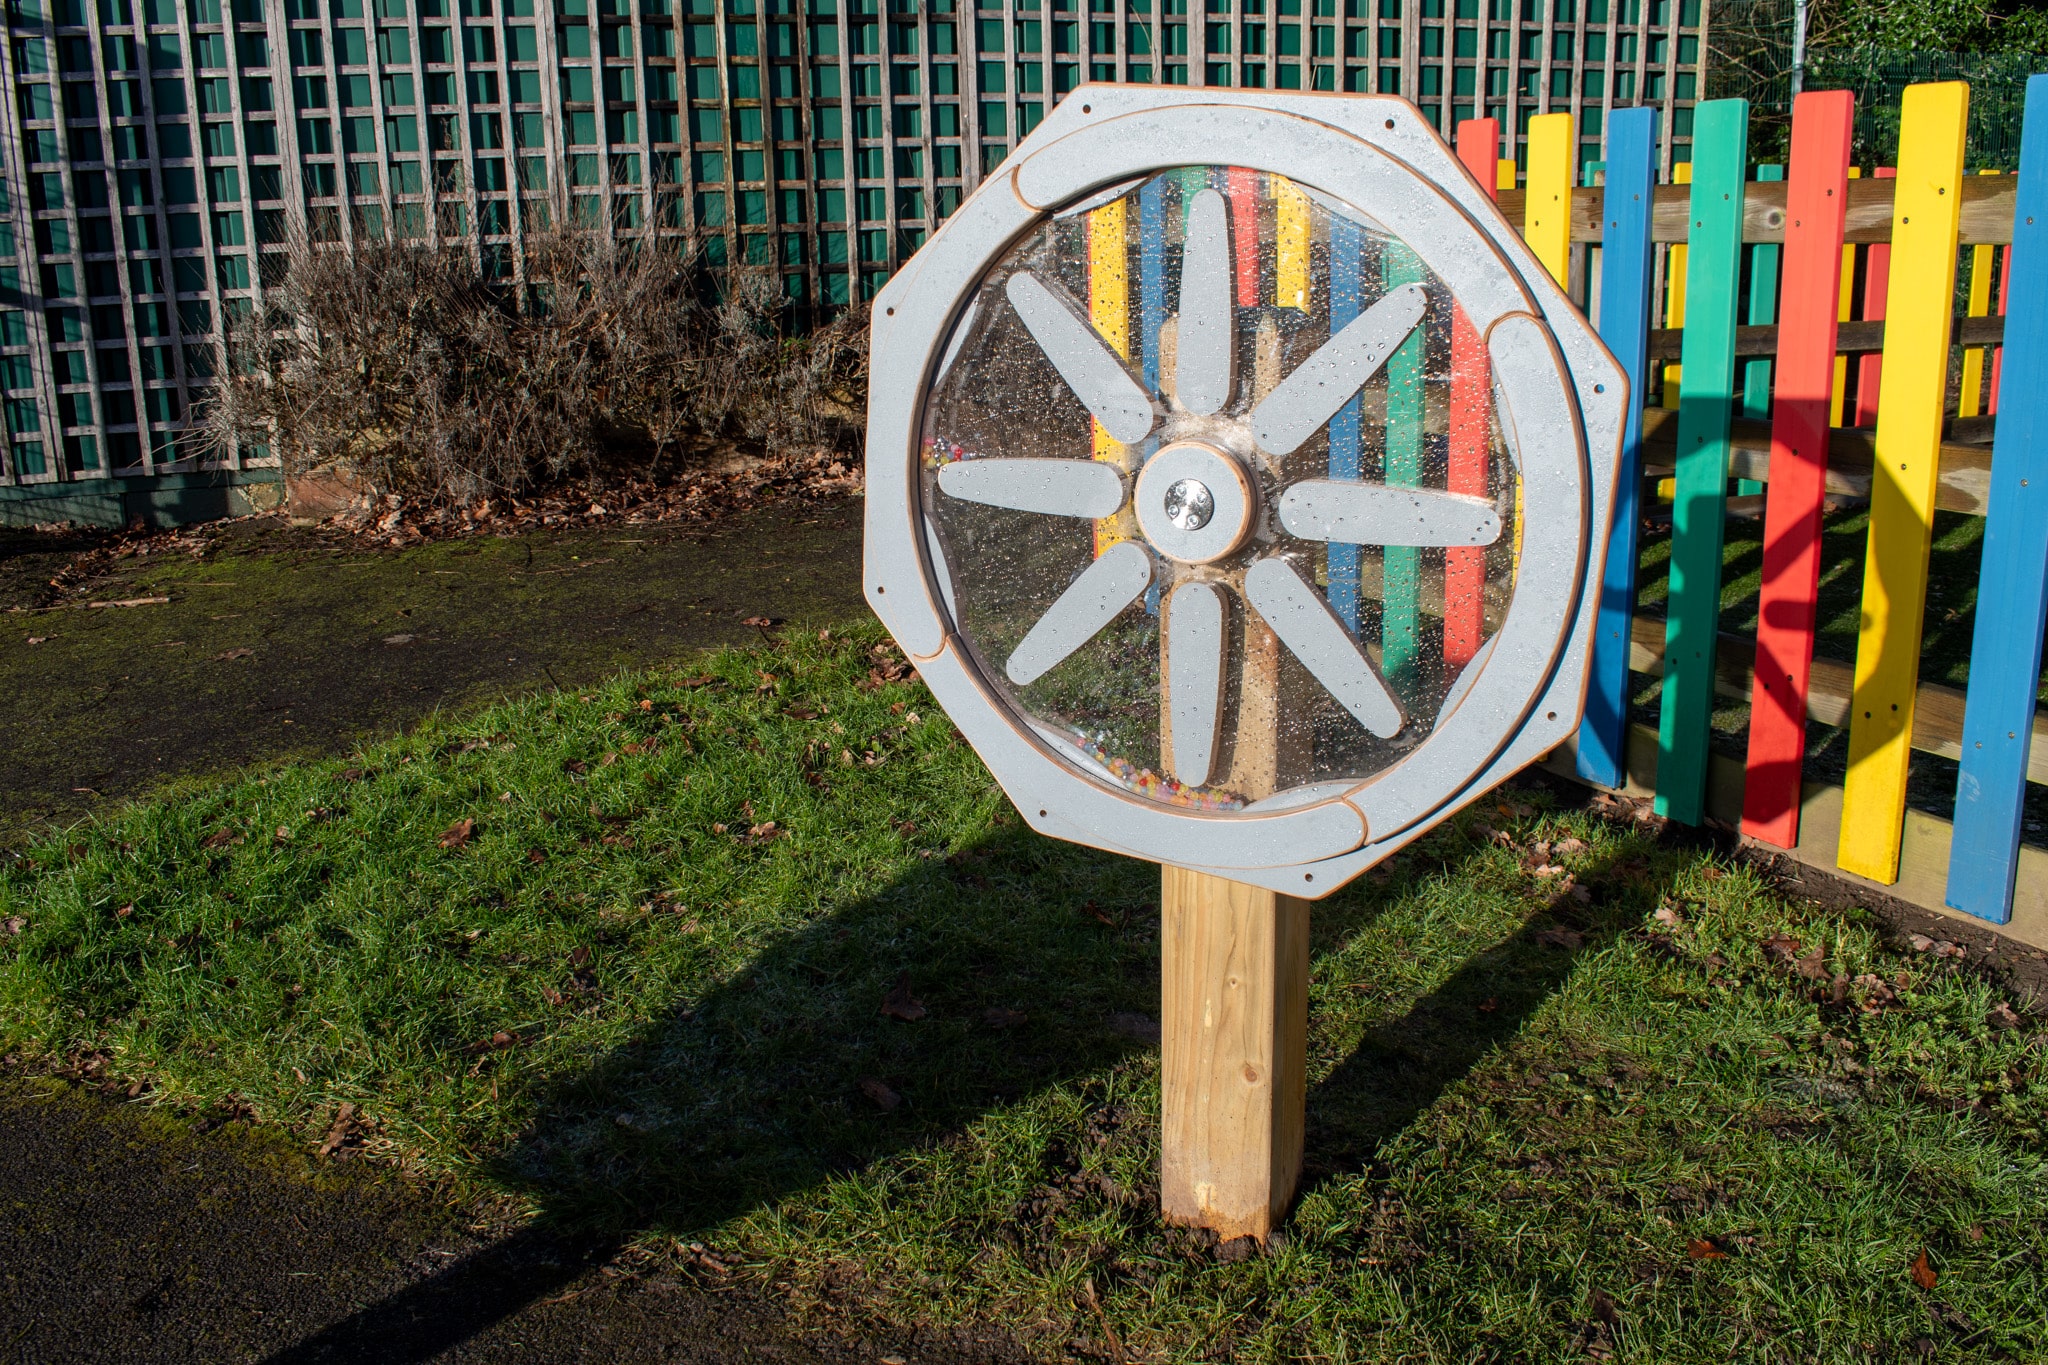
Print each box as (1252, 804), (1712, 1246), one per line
(938, 457), (1129, 519)
(1005, 541), (1155, 686)
(1005, 272), (1158, 446)
(1165, 581), (1227, 787)
(1278, 482), (1501, 547)
(1250, 283), (1428, 455)
(1243, 558), (1405, 738)
(1175, 188), (1235, 416)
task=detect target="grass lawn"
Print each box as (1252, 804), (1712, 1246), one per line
(4, 620), (2046, 1361)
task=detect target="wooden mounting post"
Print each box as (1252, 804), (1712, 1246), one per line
(1159, 864), (1310, 1243)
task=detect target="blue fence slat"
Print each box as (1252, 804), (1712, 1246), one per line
(1947, 74), (2048, 923)
(1140, 176), (1167, 395)
(1575, 105), (1660, 789)
(1327, 215), (1365, 633)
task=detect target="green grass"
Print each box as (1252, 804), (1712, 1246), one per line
(4, 620), (2047, 1361)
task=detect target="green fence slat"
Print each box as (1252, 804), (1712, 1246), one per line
(1382, 239), (1426, 684)
(1654, 98), (1751, 825)
(1740, 163), (1784, 493)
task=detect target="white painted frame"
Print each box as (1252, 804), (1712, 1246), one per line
(864, 83), (1628, 898)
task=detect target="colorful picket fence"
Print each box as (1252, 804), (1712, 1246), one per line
(1487, 75), (2048, 934)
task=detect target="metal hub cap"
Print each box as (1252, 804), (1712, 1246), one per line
(1163, 479), (1213, 531)
(1134, 441), (1256, 565)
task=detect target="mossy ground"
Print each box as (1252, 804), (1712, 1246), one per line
(0, 501), (864, 846)
(3, 613), (2044, 1362)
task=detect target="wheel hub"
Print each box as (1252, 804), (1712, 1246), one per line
(1135, 441), (1255, 564)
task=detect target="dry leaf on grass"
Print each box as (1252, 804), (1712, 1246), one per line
(1906, 934), (1965, 957)
(438, 817), (476, 850)
(1686, 1238), (1729, 1260)
(317, 1101), (359, 1158)
(1911, 1249), (1939, 1289)
(1792, 947), (1830, 981)
(858, 1076), (902, 1111)
(1987, 1002), (2024, 1030)
(201, 829), (237, 850)
(1761, 933), (1803, 963)
(984, 1007), (1028, 1029)
(1652, 905), (1685, 927)
(1534, 927), (1585, 950)
(0, 916), (24, 936)
(880, 970), (926, 1022)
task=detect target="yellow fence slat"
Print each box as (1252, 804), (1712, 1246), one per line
(1837, 82), (1971, 883)
(1525, 113), (1575, 284)
(1090, 198), (1134, 553)
(1663, 161), (1693, 409)
(1274, 175), (1311, 312)
(1831, 170), (1861, 428)
(1959, 170), (2002, 419)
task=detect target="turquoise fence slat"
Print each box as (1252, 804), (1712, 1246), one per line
(1654, 98), (1752, 825)
(1740, 163), (1785, 445)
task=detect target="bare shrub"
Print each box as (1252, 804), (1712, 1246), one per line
(202, 212), (867, 507)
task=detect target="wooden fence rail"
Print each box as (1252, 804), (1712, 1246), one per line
(1494, 172), (2019, 244)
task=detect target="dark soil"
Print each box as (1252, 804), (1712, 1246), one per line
(0, 500), (867, 845)
(0, 1075), (1026, 1364)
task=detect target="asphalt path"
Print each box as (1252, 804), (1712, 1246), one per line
(0, 1077), (1023, 1363)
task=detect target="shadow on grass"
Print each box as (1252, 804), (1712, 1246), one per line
(1303, 825), (1688, 1183)
(263, 805), (1700, 1363)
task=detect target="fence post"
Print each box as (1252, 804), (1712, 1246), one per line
(1741, 89), (1854, 849)
(1575, 105), (1658, 791)
(1653, 98), (1749, 826)
(1837, 82), (1970, 884)
(1948, 74), (2048, 923)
